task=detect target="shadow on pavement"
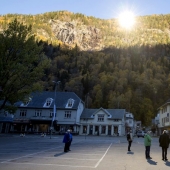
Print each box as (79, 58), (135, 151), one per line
(54, 152), (66, 157)
(127, 151), (134, 154)
(165, 161), (170, 166)
(147, 159), (157, 165)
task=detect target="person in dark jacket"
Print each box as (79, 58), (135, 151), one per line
(159, 130), (170, 161)
(63, 130), (70, 152)
(127, 130), (133, 151)
(68, 129), (73, 151)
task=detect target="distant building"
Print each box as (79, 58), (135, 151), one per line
(80, 108), (126, 136)
(125, 112), (134, 133)
(0, 91), (84, 134)
(157, 99), (170, 134)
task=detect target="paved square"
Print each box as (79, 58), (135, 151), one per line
(0, 135), (170, 170)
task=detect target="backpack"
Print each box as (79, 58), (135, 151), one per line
(127, 133), (130, 140)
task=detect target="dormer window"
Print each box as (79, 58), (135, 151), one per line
(108, 115), (111, 118)
(43, 98), (53, 107)
(66, 98), (74, 108)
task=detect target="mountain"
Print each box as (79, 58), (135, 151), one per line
(1, 11), (170, 51)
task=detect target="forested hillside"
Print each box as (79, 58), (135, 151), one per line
(1, 11), (170, 125)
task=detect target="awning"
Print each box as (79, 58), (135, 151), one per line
(13, 119), (30, 123)
(0, 117), (13, 122)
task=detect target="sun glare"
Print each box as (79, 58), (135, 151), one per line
(118, 11), (135, 30)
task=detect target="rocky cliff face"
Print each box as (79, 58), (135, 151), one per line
(49, 19), (103, 51)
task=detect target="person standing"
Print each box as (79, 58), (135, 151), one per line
(127, 130), (133, 151)
(144, 131), (152, 159)
(68, 130), (73, 151)
(62, 130), (70, 152)
(159, 130), (170, 161)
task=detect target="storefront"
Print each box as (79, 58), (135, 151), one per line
(0, 116), (13, 133)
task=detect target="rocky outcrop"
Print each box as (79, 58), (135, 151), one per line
(49, 19), (102, 51)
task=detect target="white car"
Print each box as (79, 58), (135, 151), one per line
(136, 130), (145, 138)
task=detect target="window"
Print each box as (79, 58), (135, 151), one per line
(166, 117), (169, 122)
(35, 110), (42, 117)
(43, 98), (53, 107)
(64, 111), (71, 119)
(163, 107), (167, 113)
(20, 110), (27, 117)
(66, 99), (74, 108)
(50, 110), (54, 117)
(98, 114), (104, 122)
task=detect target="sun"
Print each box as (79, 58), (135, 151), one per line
(118, 10), (135, 30)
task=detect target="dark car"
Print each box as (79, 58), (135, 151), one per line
(136, 130), (145, 138)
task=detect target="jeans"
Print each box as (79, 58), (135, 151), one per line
(162, 147), (167, 159)
(128, 141), (132, 151)
(145, 146), (150, 158)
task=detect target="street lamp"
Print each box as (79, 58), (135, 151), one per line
(50, 81), (60, 139)
(85, 118), (88, 140)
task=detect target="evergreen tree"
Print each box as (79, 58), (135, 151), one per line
(0, 19), (50, 111)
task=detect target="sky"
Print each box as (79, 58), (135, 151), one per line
(1, 0), (170, 19)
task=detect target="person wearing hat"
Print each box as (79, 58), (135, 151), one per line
(127, 129), (133, 151)
(159, 130), (170, 161)
(144, 131), (152, 159)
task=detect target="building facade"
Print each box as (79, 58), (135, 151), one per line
(79, 108), (126, 136)
(0, 111), (14, 133)
(157, 99), (170, 134)
(125, 112), (134, 134)
(7, 91), (84, 134)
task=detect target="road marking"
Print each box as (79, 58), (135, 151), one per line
(94, 143), (112, 168)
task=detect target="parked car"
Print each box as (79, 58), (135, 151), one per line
(136, 130), (145, 138)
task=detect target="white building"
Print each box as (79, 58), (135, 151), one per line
(80, 108), (126, 136)
(125, 112), (134, 133)
(157, 99), (170, 134)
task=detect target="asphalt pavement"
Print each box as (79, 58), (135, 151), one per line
(0, 134), (170, 170)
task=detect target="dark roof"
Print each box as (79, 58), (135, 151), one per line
(15, 91), (82, 109)
(81, 108), (125, 119)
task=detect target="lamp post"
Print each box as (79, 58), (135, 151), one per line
(50, 81), (60, 139)
(85, 118), (88, 140)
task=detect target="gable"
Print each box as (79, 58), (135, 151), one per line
(81, 108), (125, 120)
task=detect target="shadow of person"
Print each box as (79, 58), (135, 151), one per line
(54, 152), (67, 157)
(147, 159), (157, 165)
(165, 161), (170, 166)
(127, 151), (134, 155)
